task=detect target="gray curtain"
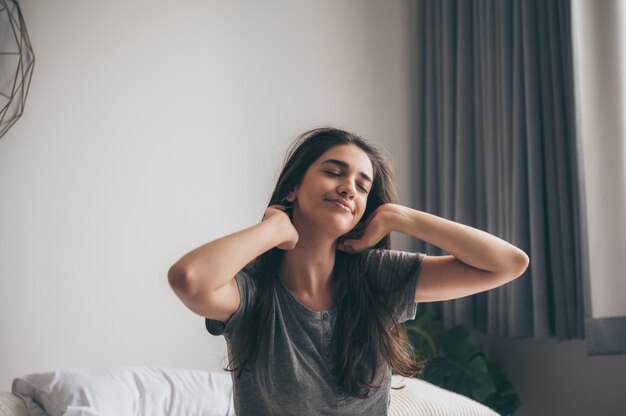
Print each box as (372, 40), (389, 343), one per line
(412, 0), (586, 341)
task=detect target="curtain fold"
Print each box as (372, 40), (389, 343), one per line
(413, 0), (585, 341)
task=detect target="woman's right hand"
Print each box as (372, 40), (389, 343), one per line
(262, 205), (299, 250)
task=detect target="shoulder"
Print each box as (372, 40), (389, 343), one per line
(236, 258), (261, 293)
(204, 257), (263, 336)
(357, 249), (426, 289)
(359, 249), (425, 271)
(356, 249), (426, 323)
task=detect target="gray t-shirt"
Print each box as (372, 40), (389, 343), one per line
(206, 249), (426, 416)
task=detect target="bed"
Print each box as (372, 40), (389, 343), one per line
(0, 367), (499, 415)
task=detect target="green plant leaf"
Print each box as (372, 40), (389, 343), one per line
(422, 357), (451, 385)
(404, 312), (440, 363)
(404, 309), (445, 358)
(483, 361), (522, 415)
(406, 325), (436, 359)
(442, 326), (482, 361)
(424, 325), (496, 402)
(405, 309), (519, 414)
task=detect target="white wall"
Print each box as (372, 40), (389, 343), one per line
(0, 0), (418, 389)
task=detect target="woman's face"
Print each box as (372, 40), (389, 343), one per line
(290, 144), (374, 238)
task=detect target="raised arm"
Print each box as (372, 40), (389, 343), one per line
(168, 206), (298, 321)
(337, 204), (529, 302)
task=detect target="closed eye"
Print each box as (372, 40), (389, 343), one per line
(325, 171), (368, 193)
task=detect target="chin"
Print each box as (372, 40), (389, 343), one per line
(317, 216), (354, 237)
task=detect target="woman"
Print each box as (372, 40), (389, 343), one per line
(168, 127), (529, 416)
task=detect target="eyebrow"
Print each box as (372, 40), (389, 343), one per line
(320, 159), (373, 183)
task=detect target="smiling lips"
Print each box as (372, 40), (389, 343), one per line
(326, 198), (353, 214)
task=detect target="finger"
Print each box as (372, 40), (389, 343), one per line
(345, 240), (364, 253)
(346, 231), (382, 252)
(337, 241), (355, 253)
(338, 239), (365, 253)
(263, 205), (285, 221)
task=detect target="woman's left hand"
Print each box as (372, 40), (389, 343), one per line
(337, 203), (400, 253)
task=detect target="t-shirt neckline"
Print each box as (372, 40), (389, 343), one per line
(276, 276), (337, 316)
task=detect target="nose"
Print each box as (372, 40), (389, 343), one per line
(337, 180), (356, 199)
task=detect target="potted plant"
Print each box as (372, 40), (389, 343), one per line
(403, 308), (522, 415)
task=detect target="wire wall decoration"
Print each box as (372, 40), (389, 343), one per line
(0, 0), (34, 141)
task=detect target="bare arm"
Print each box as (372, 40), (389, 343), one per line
(338, 204), (529, 302)
(168, 206), (298, 321)
(391, 206), (529, 302)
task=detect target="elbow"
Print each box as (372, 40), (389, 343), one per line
(509, 249), (530, 280)
(168, 264), (194, 295)
(487, 251), (529, 290)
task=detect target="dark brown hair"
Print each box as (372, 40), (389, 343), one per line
(226, 126), (423, 397)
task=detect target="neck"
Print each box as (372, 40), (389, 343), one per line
(278, 225), (338, 296)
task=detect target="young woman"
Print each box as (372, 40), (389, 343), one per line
(168, 127), (529, 416)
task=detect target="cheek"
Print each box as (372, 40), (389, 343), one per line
(355, 198), (368, 220)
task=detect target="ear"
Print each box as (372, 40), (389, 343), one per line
(285, 191), (296, 202)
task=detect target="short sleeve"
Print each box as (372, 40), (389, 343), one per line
(205, 262), (258, 339)
(360, 249), (426, 324)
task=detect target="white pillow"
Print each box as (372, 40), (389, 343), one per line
(389, 375), (500, 416)
(11, 367), (234, 416)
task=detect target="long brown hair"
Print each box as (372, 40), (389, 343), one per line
(226, 126), (423, 397)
